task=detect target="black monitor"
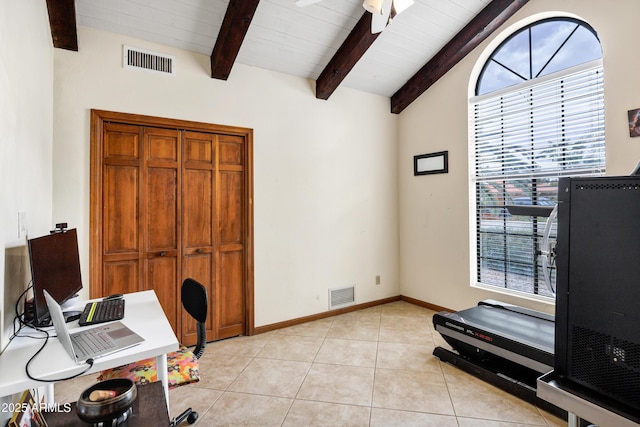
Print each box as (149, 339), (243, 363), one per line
(555, 176), (640, 418)
(27, 228), (83, 327)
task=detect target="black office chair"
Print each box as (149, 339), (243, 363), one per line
(171, 278), (208, 426)
(99, 278), (208, 426)
(180, 278), (208, 359)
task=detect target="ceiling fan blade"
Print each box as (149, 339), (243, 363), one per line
(295, 0), (322, 6)
(370, 0), (392, 33)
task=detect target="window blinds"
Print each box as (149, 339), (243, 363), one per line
(471, 61), (605, 296)
(473, 62), (605, 182)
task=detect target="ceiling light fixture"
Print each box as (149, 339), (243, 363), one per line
(362, 0), (384, 15)
(296, 0), (414, 34)
(363, 0), (414, 16)
(367, 0), (414, 33)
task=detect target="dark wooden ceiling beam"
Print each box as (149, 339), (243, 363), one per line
(211, 0), (261, 80)
(390, 0), (529, 114)
(316, 12), (381, 100)
(46, 0), (78, 51)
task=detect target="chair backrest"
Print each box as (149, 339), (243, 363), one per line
(181, 278), (208, 358)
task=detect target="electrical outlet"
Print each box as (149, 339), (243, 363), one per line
(375, 275), (381, 285)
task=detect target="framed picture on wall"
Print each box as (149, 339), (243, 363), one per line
(628, 108), (640, 137)
(414, 151), (448, 176)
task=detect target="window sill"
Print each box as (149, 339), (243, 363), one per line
(472, 281), (556, 306)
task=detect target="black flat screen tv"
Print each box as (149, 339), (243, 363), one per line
(555, 176), (640, 415)
(27, 228), (83, 327)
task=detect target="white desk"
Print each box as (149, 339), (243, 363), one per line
(0, 290), (179, 406)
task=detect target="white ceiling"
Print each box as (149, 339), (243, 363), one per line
(75, 0), (491, 97)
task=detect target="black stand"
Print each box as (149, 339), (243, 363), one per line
(43, 382), (169, 427)
(170, 407), (199, 426)
(433, 346), (567, 420)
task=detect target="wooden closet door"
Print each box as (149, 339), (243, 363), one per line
(181, 131), (216, 345)
(216, 134), (246, 339)
(91, 110), (254, 343)
(101, 123), (143, 297)
(143, 127), (181, 334)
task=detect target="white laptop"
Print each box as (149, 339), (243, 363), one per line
(44, 290), (144, 363)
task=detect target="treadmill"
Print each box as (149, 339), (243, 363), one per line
(433, 299), (563, 417)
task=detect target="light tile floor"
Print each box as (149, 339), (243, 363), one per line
(54, 301), (568, 426)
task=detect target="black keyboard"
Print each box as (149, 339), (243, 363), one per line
(78, 299), (125, 326)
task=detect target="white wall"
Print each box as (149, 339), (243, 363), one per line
(0, 0), (53, 422)
(53, 26), (400, 327)
(0, 0), (53, 349)
(398, 0), (640, 313)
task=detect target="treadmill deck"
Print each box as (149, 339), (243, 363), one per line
(433, 300), (554, 374)
(432, 300), (562, 418)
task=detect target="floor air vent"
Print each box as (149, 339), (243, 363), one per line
(123, 45), (175, 75)
(329, 285), (355, 310)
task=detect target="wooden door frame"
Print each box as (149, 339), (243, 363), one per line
(90, 109), (255, 336)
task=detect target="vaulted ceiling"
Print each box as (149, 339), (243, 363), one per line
(46, 0), (529, 113)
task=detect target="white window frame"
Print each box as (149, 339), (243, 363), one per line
(469, 19), (605, 302)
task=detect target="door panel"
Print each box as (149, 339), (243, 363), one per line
(146, 167), (179, 250)
(102, 123), (142, 297)
(104, 165), (139, 253)
(216, 248), (244, 339)
(147, 131), (179, 162)
(218, 171), (243, 244)
(219, 135), (244, 167)
(146, 255), (179, 332)
(102, 260), (139, 296)
(144, 128), (181, 335)
(216, 135), (245, 339)
(182, 252), (213, 345)
(104, 123), (140, 160)
(183, 169), (213, 248)
(184, 132), (214, 165)
(182, 131), (216, 341)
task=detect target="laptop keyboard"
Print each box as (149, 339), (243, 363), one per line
(78, 299), (125, 326)
(72, 331), (116, 355)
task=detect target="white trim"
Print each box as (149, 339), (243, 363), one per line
(472, 281), (555, 306)
(468, 11), (593, 99)
(467, 14), (605, 303)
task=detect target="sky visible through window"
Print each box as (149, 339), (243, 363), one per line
(477, 19), (602, 96)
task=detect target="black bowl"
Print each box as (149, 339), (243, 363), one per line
(77, 379), (137, 423)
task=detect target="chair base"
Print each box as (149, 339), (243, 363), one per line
(170, 407), (198, 426)
(98, 346), (200, 388)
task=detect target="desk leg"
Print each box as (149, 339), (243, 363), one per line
(568, 412), (579, 427)
(44, 384), (54, 404)
(156, 353), (169, 409)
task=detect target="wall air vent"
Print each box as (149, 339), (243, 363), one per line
(329, 285), (355, 310)
(123, 45), (175, 75)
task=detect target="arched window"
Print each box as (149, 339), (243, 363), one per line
(470, 17), (604, 299)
